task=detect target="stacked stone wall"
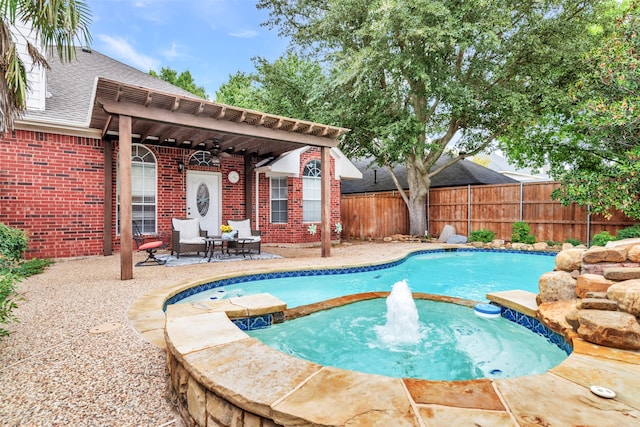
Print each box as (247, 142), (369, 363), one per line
(538, 239), (640, 350)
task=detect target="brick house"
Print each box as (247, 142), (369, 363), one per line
(0, 45), (360, 275)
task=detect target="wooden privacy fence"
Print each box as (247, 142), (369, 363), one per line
(341, 182), (637, 244)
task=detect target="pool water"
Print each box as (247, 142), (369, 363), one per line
(179, 250), (554, 308)
(247, 298), (568, 381)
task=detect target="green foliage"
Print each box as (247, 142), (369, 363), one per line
(258, 0), (610, 235)
(565, 238), (583, 246)
(616, 224), (640, 240)
(0, 222), (27, 261)
(591, 231), (617, 247)
(13, 258), (54, 276)
(216, 53), (330, 122)
(0, 268), (21, 338)
(511, 222), (536, 244)
(0, 0), (92, 132)
(0, 223), (53, 338)
(469, 228), (495, 243)
(503, 1), (640, 220)
(149, 67), (208, 99)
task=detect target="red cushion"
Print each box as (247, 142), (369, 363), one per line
(138, 241), (164, 250)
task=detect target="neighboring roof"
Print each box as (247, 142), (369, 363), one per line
(23, 47), (196, 127)
(485, 152), (551, 182)
(341, 157), (518, 194)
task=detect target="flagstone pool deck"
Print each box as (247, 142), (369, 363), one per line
(129, 245), (640, 427)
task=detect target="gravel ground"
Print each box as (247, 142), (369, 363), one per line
(0, 241), (428, 426)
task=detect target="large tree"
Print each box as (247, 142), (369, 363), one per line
(216, 53), (328, 122)
(258, 0), (612, 235)
(149, 66), (208, 99)
(0, 0), (91, 133)
(503, 0), (640, 219)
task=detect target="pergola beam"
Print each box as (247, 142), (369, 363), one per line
(98, 99), (341, 149)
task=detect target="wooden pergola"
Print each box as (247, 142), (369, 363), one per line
(89, 78), (349, 279)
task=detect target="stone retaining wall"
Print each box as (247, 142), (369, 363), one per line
(538, 238), (640, 350)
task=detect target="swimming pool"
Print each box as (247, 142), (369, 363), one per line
(174, 249), (555, 308)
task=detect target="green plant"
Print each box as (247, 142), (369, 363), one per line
(469, 228), (495, 243)
(591, 231), (617, 247)
(0, 222), (28, 261)
(616, 224), (640, 240)
(564, 238), (583, 246)
(511, 222), (536, 244)
(0, 267), (22, 338)
(14, 258), (54, 277)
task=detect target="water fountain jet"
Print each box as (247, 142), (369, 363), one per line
(375, 280), (421, 345)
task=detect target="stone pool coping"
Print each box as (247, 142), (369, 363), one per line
(129, 249), (640, 426)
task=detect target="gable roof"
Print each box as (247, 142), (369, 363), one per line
(341, 157), (518, 194)
(22, 47), (196, 128)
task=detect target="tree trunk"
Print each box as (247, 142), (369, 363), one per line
(406, 158), (430, 236)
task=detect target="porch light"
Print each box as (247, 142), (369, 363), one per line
(177, 161), (185, 173)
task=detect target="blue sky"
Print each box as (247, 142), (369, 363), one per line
(85, 0), (289, 99)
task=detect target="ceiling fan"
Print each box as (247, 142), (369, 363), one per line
(204, 139), (231, 157)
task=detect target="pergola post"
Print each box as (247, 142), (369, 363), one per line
(321, 146), (331, 257)
(119, 115), (133, 280)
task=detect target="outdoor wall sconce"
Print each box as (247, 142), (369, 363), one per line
(177, 161), (185, 173)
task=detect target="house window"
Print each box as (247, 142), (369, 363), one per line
(189, 150), (220, 167)
(302, 160), (321, 222)
(270, 177), (288, 223)
(117, 144), (157, 234)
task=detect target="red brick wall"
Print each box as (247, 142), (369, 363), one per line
(0, 130), (105, 258)
(1, 130), (343, 259)
(254, 148), (342, 244)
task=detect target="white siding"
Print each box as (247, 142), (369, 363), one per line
(13, 20), (46, 111)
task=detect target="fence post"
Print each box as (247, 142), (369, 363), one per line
(427, 190), (430, 237)
(468, 184), (471, 236)
(519, 182), (523, 222)
(587, 204), (591, 247)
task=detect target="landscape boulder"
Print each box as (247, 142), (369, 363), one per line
(446, 234), (467, 244)
(554, 248), (585, 273)
(532, 242), (549, 251)
(537, 271), (576, 304)
(575, 274), (615, 299)
(607, 279), (640, 317)
(489, 239), (505, 248)
(438, 225), (456, 243)
(627, 245), (640, 263)
(577, 310), (640, 350)
(583, 246), (627, 264)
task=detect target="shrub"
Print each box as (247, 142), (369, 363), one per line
(564, 238), (582, 246)
(0, 222), (28, 261)
(0, 266), (22, 338)
(469, 228), (495, 243)
(616, 224), (640, 240)
(511, 222), (536, 244)
(591, 231), (617, 247)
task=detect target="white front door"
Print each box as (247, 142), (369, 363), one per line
(186, 171), (221, 236)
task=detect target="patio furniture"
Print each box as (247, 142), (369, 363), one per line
(132, 221), (167, 266)
(171, 218), (207, 258)
(227, 219), (261, 255)
(205, 236), (254, 261)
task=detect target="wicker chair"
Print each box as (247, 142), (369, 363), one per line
(227, 219), (261, 254)
(171, 218), (207, 258)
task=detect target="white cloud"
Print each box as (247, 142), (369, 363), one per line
(161, 42), (183, 60)
(96, 34), (160, 71)
(228, 29), (259, 39)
